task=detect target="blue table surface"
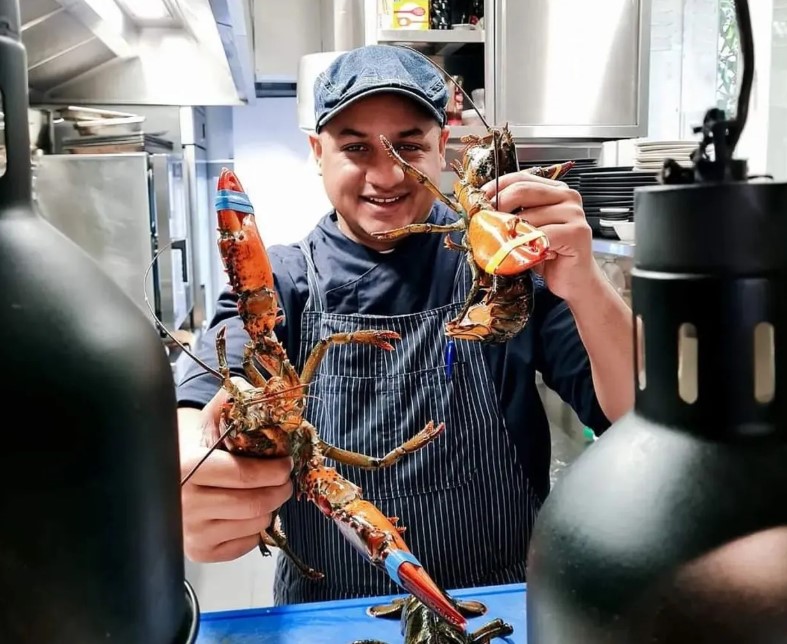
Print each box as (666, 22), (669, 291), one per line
(196, 583), (527, 643)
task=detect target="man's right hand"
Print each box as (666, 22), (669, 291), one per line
(178, 379), (294, 563)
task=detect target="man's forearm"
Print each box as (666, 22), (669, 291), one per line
(566, 263), (636, 423)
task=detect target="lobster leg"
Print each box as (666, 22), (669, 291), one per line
(299, 330), (401, 386)
(242, 342), (268, 387)
(526, 160), (576, 181)
(379, 135), (461, 212)
(454, 247), (484, 323)
(365, 596), (408, 618)
(318, 420), (445, 470)
(444, 235), (470, 252)
(263, 512), (325, 580)
(215, 326), (254, 399)
(371, 221), (464, 242)
(470, 618), (515, 643)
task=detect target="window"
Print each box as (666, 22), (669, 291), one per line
(716, 0), (740, 116)
(648, 0), (740, 141)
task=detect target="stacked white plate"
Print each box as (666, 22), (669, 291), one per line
(633, 140), (698, 171)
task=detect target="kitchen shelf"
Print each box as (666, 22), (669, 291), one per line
(446, 124), (488, 139)
(376, 28), (484, 56)
(592, 238), (635, 258)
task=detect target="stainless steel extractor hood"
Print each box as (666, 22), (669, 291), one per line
(21, 0), (255, 106)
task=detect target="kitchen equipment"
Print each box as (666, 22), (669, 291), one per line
(0, 0), (198, 641)
(603, 219), (635, 241)
(495, 0), (650, 139)
(526, 1), (787, 641)
(296, 50), (348, 132)
(33, 151), (193, 334)
(73, 115), (146, 137)
(633, 139), (698, 171)
(61, 132), (173, 154)
(430, 0), (451, 29)
(57, 105), (139, 121)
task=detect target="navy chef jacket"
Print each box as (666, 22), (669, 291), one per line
(175, 202), (611, 502)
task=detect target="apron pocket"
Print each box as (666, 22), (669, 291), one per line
(305, 362), (480, 500)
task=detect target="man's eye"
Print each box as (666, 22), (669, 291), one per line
(395, 144), (421, 152)
(343, 144), (367, 152)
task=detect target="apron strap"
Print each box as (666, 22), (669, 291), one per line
(298, 238), (326, 313)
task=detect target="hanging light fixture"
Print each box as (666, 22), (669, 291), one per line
(526, 0), (787, 641)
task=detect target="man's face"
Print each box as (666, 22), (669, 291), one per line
(309, 93), (450, 252)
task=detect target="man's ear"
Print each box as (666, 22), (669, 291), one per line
(439, 127), (450, 170)
(308, 133), (322, 174)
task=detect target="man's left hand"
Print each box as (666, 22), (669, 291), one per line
(481, 170), (597, 303)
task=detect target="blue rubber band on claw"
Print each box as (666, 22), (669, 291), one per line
(215, 189), (255, 214)
(385, 550), (422, 586)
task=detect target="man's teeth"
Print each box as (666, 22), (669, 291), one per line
(367, 196), (402, 204)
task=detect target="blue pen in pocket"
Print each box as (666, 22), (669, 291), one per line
(445, 339), (457, 379)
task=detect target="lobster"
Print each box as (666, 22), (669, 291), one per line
(370, 48), (575, 343)
(352, 595), (514, 644)
(371, 127), (573, 343)
(164, 168), (469, 631)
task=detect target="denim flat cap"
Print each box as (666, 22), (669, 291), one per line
(313, 45), (449, 132)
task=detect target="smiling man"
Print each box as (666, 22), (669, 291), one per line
(175, 45), (634, 609)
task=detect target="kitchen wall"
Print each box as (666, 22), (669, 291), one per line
(231, 97), (333, 248)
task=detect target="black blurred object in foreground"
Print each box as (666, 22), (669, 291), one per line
(0, 0), (198, 641)
(526, 0), (787, 641)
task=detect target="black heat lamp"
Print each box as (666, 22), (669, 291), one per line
(0, 0), (199, 641)
(526, 0), (787, 641)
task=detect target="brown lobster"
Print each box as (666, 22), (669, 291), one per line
(371, 124), (574, 343)
(352, 595), (514, 644)
(168, 168), (468, 631)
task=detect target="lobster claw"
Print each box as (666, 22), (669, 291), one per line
(330, 500), (467, 631)
(215, 168), (281, 339)
(381, 548), (467, 631)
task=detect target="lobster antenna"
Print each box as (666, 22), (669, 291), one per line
(144, 241), (224, 381)
(180, 422), (238, 486)
(394, 44), (491, 131)
(494, 128), (500, 199)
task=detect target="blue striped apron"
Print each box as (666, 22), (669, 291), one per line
(273, 238), (537, 605)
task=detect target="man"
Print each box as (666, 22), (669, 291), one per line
(176, 45), (634, 608)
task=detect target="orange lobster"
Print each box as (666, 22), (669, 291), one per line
(178, 168), (468, 631)
(371, 124), (574, 342)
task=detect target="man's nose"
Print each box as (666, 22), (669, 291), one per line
(366, 151), (405, 189)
